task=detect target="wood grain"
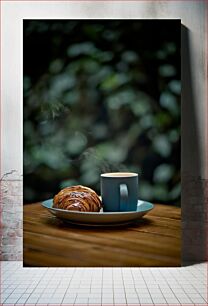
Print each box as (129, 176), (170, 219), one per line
(23, 203), (181, 267)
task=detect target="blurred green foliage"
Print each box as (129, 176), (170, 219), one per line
(24, 20), (180, 205)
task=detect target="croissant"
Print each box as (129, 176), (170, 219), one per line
(53, 185), (102, 212)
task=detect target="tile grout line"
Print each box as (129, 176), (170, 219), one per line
(0, 262), (207, 306)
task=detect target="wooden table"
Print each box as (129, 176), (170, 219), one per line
(23, 203), (181, 267)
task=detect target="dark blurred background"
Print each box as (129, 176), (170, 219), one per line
(23, 20), (181, 205)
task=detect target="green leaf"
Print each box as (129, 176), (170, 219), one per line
(67, 42), (97, 57)
(100, 73), (129, 91)
(153, 164), (174, 183)
(159, 65), (176, 77)
(159, 91), (179, 115)
(66, 132), (88, 155)
(60, 179), (78, 189)
(122, 51), (139, 63)
(106, 89), (134, 110)
(153, 135), (171, 157)
(170, 183), (181, 200)
(153, 185), (169, 201)
(139, 181), (153, 200)
(168, 80), (181, 95)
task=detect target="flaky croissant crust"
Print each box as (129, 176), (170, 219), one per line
(53, 185), (102, 212)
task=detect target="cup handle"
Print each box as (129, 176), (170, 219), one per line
(119, 184), (128, 211)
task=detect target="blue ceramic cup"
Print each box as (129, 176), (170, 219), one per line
(101, 172), (138, 212)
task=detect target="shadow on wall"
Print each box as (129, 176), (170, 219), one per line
(181, 25), (207, 265)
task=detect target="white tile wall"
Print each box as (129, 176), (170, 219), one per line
(0, 262), (207, 305)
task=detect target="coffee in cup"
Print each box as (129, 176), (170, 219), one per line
(101, 172), (138, 212)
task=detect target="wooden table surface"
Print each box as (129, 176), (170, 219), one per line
(23, 203), (181, 267)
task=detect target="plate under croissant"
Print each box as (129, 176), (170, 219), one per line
(42, 199), (154, 226)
